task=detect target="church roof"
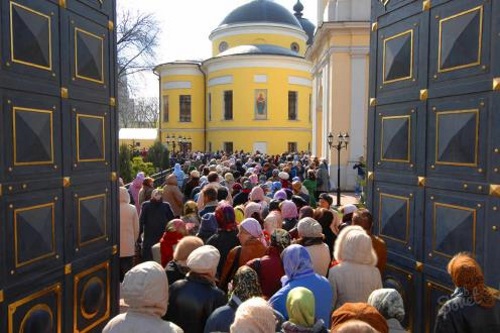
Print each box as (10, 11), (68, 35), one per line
(216, 44), (302, 58)
(220, 0), (302, 29)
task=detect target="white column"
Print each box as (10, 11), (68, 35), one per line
(311, 74), (318, 154)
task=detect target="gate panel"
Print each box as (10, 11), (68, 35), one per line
(0, 0), (118, 331)
(369, 0), (500, 331)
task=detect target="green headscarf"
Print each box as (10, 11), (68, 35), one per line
(286, 287), (315, 327)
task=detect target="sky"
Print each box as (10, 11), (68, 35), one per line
(118, 0), (318, 98)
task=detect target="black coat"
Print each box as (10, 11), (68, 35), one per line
(165, 273), (227, 333)
(138, 200), (174, 261)
(165, 260), (188, 286)
(434, 288), (500, 333)
(206, 230), (240, 278)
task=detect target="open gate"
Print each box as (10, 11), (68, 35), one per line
(368, 0), (500, 331)
(0, 0), (118, 331)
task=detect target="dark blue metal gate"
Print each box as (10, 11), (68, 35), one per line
(368, 0), (500, 331)
(0, 0), (118, 331)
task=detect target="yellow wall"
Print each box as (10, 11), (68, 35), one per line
(159, 73), (205, 152)
(205, 65), (312, 153)
(212, 33), (307, 57)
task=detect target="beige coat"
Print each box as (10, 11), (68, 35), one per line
(162, 174), (184, 217)
(305, 243), (331, 277)
(119, 187), (139, 257)
(103, 261), (183, 333)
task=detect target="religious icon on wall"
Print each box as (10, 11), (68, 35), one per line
(255, 89), (267, 119)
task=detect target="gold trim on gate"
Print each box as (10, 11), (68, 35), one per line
(435, 109), (479, 167)
(10, 2), (53, 71)
(65, 263), (72, 275)
(111, 172), (117, 182)
(0, 290), (4, 303)
(74, 27), (105, 84)
(378, 193), (411, 244)
(415, 261), (424, 272)
(77, 194), (107, 247)
(382, 29), (414, 84)
(12, 107), (54, 166)
(493, 78), (500, 91)
(80, 277), (105, 320)
(490, 184), (500, 197)
(73, 262), (110, 333)
(368, 171), (374, 181)
(19, 303), (54, 333)
(381, 115), (411, 163)
(422, 0), (431, 11)
(371, 22), (378, 32)
(60, 87), (68, 99)
(112, 245), (118, 255)
(369, 98), (377, 107)
(59, 0), (66, 8)
(76, 114), (106, 162)
(0, 184), (3, 197)
(418, 176), (426, 187)
(425, 281), (453, 333)
(109, 97), (116, 107)
(14, 203), (56, 268)
(438, 6), (483, 73)
(8, 284), (62, 333)
(432, 202), (476, 259)
(107, 20), (114, 31)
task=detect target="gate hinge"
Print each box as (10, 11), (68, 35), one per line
(418, 176), (426, 187)
(59, 0), (66, 8)
(108, 20), (114, 31)
(371, 22), (378, 32)
(493, 78), (500, 91)
(65, 264), (72, 275)
(367, 171), (374, 181)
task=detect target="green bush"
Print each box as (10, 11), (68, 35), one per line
(119, 144), (133, 183)
(131, 157), (155, 178)
(146, 141), (170, 171)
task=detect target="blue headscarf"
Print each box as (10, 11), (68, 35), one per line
(173, 163), (185, 188)
(281, 244), (315, 285)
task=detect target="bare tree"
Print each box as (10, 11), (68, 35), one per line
(134, 97), (159, 128)
(116, 9), (160, 128)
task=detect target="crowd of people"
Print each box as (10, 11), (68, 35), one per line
(110, 152), (500, 333)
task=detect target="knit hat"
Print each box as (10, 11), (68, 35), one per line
(287, 287), (315, 327)
(280, 200), (298, 219)
(273, 189), (287, 201)
(240, 218), (264, 239)
(367, 288), (405, 322)
(297, 217), (323, 238)
(173, 236), (204, 262)
(249, 186), (265, 201)
(331, 303), (389, 333)
(215, 202), (237, 231)
(278, 171), (289, 180)
(230, 297), (276, 333)
(186, 245), (220, 277)
(447, 253), (495, 308)
(270, 228), (291, 251)
(341, 204), (358, 215)
(318, 193), (333, 206)
(244, 202), (262, 218)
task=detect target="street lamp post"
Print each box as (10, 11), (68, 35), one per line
(328, 132), (350, 207)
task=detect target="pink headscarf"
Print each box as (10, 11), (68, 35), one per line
(240, 218), (266, 246)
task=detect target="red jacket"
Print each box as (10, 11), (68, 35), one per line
(246, 246), (285, 299)
(160, 231), (183, 267)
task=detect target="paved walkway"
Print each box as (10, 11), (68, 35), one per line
(326, 191), (361, 207)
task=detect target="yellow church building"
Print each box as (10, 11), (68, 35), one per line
(154, 0), (315, 155)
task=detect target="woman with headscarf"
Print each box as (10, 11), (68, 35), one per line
(138, 177), (155, 208)
(204, 266), (263, 333)
(328, 226), (382, 310)
(219, 218), (267, 292)
(281, 287), (328, 333)
(280, 200), (299, 231)
(181, 200), (200, 235)
(244, 202), (265, 227)
(314, 208), (338, 259)
(269, 244), (333, 327)
(331, 302), (389, 333)
(162, 174), (185, 218)
(103, 261), (183, 333)
(130, 171), (145, 214)
(184, 169), (200, 199)
(434, 252), (500, 333)
(196, 213), (218, 244)
(207, 203), (240, 277)
(166, 245), (226, 333)
(160, 219), (187, 267)
(165, 236), (204, 285)
(230, 297), (277, 333)
(368, 288), (407, 333)
(296, 218), (331, 277)
(173, 163), (186, 189)
(247, 228), (291, 299)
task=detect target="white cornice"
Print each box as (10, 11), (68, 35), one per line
(310, 45), (369, 73)
(156, 63), (204, 77)
(206, 126), (312, 132)
(163, 81), (192, 90)
(203, 55), (312, 74)
(210, 23), (308, 42)
(208, 75), (234, 87)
